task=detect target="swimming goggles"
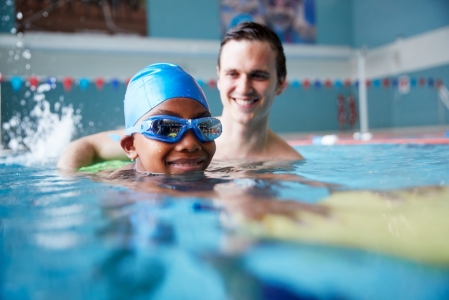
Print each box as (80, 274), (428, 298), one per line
(125, 115), (222, 143)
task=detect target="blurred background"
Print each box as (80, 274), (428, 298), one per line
(0, 0), (448, 149)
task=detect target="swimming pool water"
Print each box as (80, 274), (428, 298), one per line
(1, 144), (449, 299)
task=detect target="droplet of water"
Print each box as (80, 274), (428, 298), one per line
(16, 41), (23, 48)
(34, 94), (45, 102)
(9, 139), (19, 151)
(14, 55), (20, 60)
(20, 100), (26, 106)
(22, 49), (31, 59)
(16, 12), (23, 20)
(37, 83), (51, 93)
(9, 116), (19, 127)
(10, 27), (17, 34)
(26, 64), (31, 70)
(43, 11), (48, 17)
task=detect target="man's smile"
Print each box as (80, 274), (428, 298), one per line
(232, 97), (259, 108)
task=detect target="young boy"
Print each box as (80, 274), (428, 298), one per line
(114, 63), (222, 175)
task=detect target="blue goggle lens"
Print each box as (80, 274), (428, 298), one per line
(126, 115), (222, 143)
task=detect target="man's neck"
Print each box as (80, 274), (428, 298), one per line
(215, 111), (271, 160)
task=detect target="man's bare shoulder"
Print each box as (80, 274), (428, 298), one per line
(268, 131), (304, 160)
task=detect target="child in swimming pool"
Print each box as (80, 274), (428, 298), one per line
(90, 63), (330, 224)
(116, 63), (222, 175)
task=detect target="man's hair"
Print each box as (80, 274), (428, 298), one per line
(218, 22), (286, 85)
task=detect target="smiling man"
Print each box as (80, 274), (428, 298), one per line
(57, 22), (302, 171)
(214, 21), (303, 160)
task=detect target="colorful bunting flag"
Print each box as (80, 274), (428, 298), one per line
(372, 79), (381, 87)
(110, 78), (120, 90)
(196, 79), (204, 87)
(79, 78), (90, 91)
(1, 75), (445, 93)
(291, 80), (301, 88)
(392, 78), (398, 88)
(334, 80), (342, 88)
(398, 75), (410, 94)
(95, 78), (105, 90)
(11, 76), (23, 92)
(28, 76), (39, 89)
(302, 79), (310, 89)
(62, 77), (74, 92)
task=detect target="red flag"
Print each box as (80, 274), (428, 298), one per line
(62, 77), (74, 92)
(28, 76), (39, 89)
(95, 78), (105, 90)
(302, 79), (310, 89)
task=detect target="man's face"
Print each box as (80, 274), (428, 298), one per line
(264, 0), (299, 32)
(129, 98), (216, 174)
(217, 40), (283, 126)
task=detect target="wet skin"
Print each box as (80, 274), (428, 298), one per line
(121, 98), (216, 175)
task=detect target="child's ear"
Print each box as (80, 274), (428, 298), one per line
(120, 135), (138, 160)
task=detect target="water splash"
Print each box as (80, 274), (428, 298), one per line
(1, 83), (82, 166)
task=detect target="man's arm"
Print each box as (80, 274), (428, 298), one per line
(57, 129), (128, 171)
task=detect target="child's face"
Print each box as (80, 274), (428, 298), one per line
(122, 98), (216, 175)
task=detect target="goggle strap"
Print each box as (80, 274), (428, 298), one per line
(125, 121), (151, 136)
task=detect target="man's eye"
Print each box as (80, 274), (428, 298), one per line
(252, 73), (269, 80)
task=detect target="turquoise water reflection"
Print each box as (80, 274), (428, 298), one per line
(1, 145), (449, 299)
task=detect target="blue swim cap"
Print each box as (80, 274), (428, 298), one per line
(124, 63), (209, 129)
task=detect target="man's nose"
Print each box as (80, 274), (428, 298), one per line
(235, 75), (252, 94)
(175, 129), (201, 152)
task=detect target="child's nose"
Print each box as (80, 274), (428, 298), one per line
(175, 129), (201, 152)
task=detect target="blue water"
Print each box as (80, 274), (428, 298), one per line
(1, 144), (449, 300)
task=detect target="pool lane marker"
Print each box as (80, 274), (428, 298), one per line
(288, 138), (449, 146)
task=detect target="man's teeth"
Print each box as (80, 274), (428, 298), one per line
(170, 162), (199, 166)
(235, 98), (256, 105)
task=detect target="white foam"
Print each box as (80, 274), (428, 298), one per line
(1, 83), (82, 166)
